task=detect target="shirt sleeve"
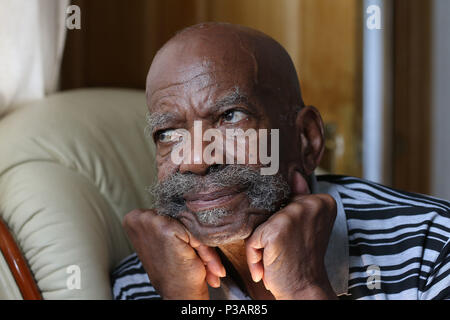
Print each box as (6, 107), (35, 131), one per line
(420, 239), (450, 300)
(110, 253), (162, 300)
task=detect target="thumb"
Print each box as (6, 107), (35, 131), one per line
(290, 170), (310, 197)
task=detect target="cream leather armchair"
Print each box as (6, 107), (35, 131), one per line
(0, 88), (157, 299)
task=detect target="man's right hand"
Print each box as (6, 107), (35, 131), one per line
(122, 209), (226, 300)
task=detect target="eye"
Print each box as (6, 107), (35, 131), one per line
(221, 109), (248, 124)
(155, 129), (183, 143)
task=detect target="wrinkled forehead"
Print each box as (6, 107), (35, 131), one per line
(146, 36), (258, 111)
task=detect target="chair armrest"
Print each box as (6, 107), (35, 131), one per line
(0, 218), (41, 299)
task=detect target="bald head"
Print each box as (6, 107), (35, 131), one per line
(146, 22), (303, 117)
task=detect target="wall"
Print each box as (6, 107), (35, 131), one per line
(431, 0), (450, 200)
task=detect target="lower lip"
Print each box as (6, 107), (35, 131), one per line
(185, 192), (243, 213)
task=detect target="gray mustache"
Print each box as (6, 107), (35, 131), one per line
(146, 165), (290, 219)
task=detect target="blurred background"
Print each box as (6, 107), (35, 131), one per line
(1, 0), (449, 199)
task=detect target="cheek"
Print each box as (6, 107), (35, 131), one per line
(217, 120), (273, 167)
(156, 156), (178, 181)
(222, 133), (260, 166)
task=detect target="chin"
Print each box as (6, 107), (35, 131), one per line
(178, 207), (271, 247)
(196, 229), (252, 247)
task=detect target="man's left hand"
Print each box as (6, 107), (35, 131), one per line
(245, 172), (338, 300)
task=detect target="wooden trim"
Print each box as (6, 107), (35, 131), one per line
(0, 218), (42, 300)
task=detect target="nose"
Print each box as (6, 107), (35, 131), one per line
(178, 122), (222, 176)
(179, 149), (223, 175)
(179, 158), (211, 176)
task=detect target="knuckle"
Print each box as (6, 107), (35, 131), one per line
(122, 210), (141, 228)
(296, 195), (326, 211)
(284, 202), (303, 215)
(271, 213), (294, 232)
(323, 194), (337, 208)
(158, 218), (184, 240)
(122, 209), (155, 229)
(264, 227), (283, 245)
(316, 193), (334, 203)
(284, 194), (335, 219)
(315, 194), (337, 213)
(307, 197), (322, 211)
(159, 223), (176, 238)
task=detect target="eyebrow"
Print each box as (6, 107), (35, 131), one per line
(145, 87), (250, 136)
(213, 86), (249, 112)
(145, 111), (177, 137)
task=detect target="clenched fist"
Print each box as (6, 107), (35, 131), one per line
(122, 209), (226, 299)
(245, 172), (338, 299)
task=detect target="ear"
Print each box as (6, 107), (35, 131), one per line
(294, 105), (325, 176)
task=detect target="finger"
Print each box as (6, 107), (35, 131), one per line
(197, 245), (226, 278)
(206, 269), (221, 288)
(246, 243), (263, 282)
(246, 244), (263, 264)
(191, 243), (226, 278)
(184, 230), (225, 277)
(246, 227), (265, 283)
(249, 260), (264, 283)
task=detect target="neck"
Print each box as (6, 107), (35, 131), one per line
(218, 240), (274, 300)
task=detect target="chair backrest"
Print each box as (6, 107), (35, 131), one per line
(0, 88), (157, 299)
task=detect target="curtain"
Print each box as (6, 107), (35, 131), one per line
(0, 0), (69, 117)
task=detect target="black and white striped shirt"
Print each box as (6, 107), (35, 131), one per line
(111, 175), (450, 300)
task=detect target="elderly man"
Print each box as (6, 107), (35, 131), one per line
(111, 22), (450, 300)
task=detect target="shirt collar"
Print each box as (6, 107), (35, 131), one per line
(310, 174), (349, 296)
